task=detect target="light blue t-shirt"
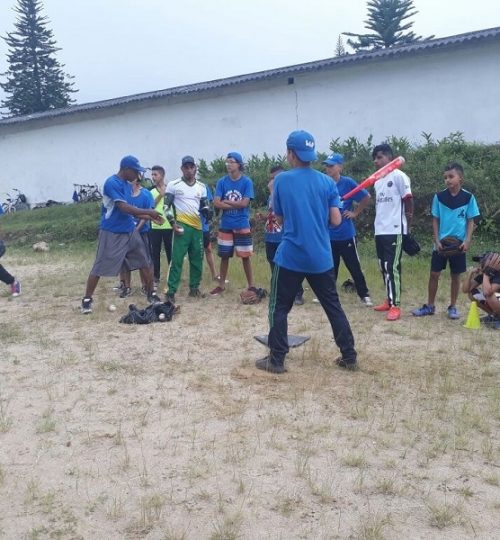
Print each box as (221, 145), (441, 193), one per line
(273, 168), (340, 273)
(100, 175), (135, 233)
(431, 188), (480, 242)
(133, 188), (155, 233)
(215, 175), (254, 230)
(202, 184), (213, 233)
(329, 176), (369, 241)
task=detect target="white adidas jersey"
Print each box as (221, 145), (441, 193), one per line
(374, 170), (412, 235)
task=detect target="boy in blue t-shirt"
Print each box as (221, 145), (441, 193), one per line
(323, 153), (372, 306)
(412, 162), (480, 319)
(211, 152), (255, 295)
(255, 131), (357, 374)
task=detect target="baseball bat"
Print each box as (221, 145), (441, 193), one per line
(341, 156), (405, 201)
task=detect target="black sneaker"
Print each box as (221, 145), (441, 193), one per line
(81, 297), (93, 314)
(188, 288), (206, 298)
(294, 294), (304, 306)
(119, 287), (132, 298)
(147, 293), (162, 304)
(165, 292), (176, 304)
(255, 356), (286, 374)
(112, 281), (125, 291)
(335, 356), (358, 371)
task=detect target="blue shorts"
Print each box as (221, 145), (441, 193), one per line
(431, 250), (466, 274)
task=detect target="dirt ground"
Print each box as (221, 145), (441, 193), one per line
(0, 247), (499, 539)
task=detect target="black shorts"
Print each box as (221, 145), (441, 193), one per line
(431, 250), (466, 274)
(203, 231), (211, 250)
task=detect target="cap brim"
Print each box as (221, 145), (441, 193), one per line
(133, 166), (147, 173)
(295, 149), (318, 162)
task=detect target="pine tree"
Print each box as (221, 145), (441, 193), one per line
(343, 0), (433, 52)
(1, 0), (77, 117)
(334, 35), (347, 57)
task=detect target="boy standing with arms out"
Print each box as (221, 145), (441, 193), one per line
(149, 166), (172, 286)
(323, 153), (372, 306)
(256, 130), (357, 373)
(81, 155), (163, 313)
(372, 143), (413, 321)
(413, 162), (480, 319)
(210, 152), (255, 295)
(165, 156), (209, 302)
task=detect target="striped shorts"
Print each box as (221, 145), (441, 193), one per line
(217, 228), (253, 258)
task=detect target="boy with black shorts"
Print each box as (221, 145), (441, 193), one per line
(413, 162), (480, 319)
(81, 155), (163, 314)
(210, 152), (255, 295)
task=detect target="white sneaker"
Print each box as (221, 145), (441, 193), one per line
(362, 296), (373, 307)
(312, 298), (320, 304)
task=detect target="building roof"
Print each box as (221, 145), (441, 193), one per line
(1, 26), (499, 127)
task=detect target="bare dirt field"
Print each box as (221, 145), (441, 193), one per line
(0, 245), (499, 539)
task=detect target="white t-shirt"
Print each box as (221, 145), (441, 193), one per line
(166, 178), (207, 230)
(374, 170), (412, 235)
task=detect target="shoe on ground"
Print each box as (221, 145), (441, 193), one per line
(165, 292), (176, 304)
(112, 281), (125, 291)
(335, 356), (358, 370)
(81, 297), (93, 314)
(210, 286), (225, 296)
(480, 314), (499, 325)
(412, 304), (435, 317)
(386, 306), (401, 321)
(119, 287), (132, 298)
(294, 294), (304, 306)
(147, 293), (162, 304)
(374, 300), (391, 312)
(140, 286), (148, 296)
(189, 288), (206, 298)
(312, 298), (320, 304)
(10, 280), (21, 297)
(361, 296), (373, 307)
(255, 356), (286, 374)
(447, 305), (460, 320)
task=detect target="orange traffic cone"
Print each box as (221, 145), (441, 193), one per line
(463, 301), (480, 329)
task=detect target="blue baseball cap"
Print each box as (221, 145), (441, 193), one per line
(286, 130), (317, 162)
(227, 151), (243, 164)
(323, 153), (344, 165)
(120, 155), (146, 173)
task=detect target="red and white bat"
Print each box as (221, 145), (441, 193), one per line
(341, 156), (405, 201)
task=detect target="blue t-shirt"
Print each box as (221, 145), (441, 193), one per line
(431, 188), (480, 242)
(132, 188), (155, 233)
(202, 184), (213, 233)
(329, 175), (369, 241)
(273, 168), (340, 273)
(215, 175), (254, 229)
(100, 175), (135, 233)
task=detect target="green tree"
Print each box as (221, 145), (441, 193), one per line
(1, 0), (76, 117)
(343, 0), (433, 52)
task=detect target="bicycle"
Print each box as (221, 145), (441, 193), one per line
(73, 183), (103, 203)
(1, 189), (30, 213)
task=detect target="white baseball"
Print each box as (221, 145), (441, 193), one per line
(108, 304), (117, 312)
(158, 313), (166, 321)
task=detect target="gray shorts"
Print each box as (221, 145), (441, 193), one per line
(90, 229), (150, 277)
(140, 232), (152, 266)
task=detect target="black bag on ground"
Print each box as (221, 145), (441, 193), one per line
(402, 234), (421, 256)
(119, 301), (176, 324)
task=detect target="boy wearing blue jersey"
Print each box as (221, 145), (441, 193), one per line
(211, 152), (255, 295)
(323, 153), (372, 306)
(256, 131), (357, 374)
(413, 163), (480, 319)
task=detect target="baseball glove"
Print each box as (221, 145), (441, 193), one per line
(481, 252), (500, 278)
(402, 234), (421, 256)
(439, 236), (463, 257)
(240, 287), (267, 305)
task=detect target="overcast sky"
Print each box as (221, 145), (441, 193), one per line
(0, 0), (499, 105)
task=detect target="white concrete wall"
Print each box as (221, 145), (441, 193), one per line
(1, 39), (499, 204)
